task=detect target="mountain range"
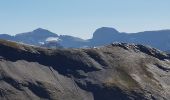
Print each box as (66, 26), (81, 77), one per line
(0, 39), (170, 100)
(0, 28), (87, 48)
(0, 27), (170, 51)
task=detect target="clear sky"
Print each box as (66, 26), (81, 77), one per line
(0, 0), (170, 39)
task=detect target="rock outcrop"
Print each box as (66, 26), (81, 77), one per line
(0, 40), (170, 100)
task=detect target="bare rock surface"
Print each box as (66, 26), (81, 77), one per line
(0, 40), (170, 100)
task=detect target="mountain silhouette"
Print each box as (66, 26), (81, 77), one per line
(0, 28), (87, 48)
(90, 27), (128, 46)
(89, 27), (170, 50)
(14, 28), (58, 45)
(0, 27), (170, 50)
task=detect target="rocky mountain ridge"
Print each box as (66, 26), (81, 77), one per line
(0, 39), (170, 100)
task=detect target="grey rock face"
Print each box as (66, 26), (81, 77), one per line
(0, 40), (170, 100)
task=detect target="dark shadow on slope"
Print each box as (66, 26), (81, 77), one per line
(2, 76), (51, 99)
(75, 81), (146, 100)
(27, 82), (51, 99)
(85, 50), (108, 67)
(0, 44), (99, 78)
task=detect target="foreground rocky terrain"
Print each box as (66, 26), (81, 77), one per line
(0, 39), (170, 100)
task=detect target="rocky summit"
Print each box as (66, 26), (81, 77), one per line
(0, 39), (170, 100)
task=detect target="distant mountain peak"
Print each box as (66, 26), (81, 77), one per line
(33, 28), (51, 33)
(96, 27), (119, 33)
(92, 27), (120, 43)
(93, 27), (119, 38)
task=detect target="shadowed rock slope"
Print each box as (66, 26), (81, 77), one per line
(0, 39), (170, 100)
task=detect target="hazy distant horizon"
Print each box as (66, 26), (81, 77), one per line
(0, 0), (170, 39)
(1, 27), (170, 40)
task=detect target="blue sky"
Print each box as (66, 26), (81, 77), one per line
(0, 0), (170, 39)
